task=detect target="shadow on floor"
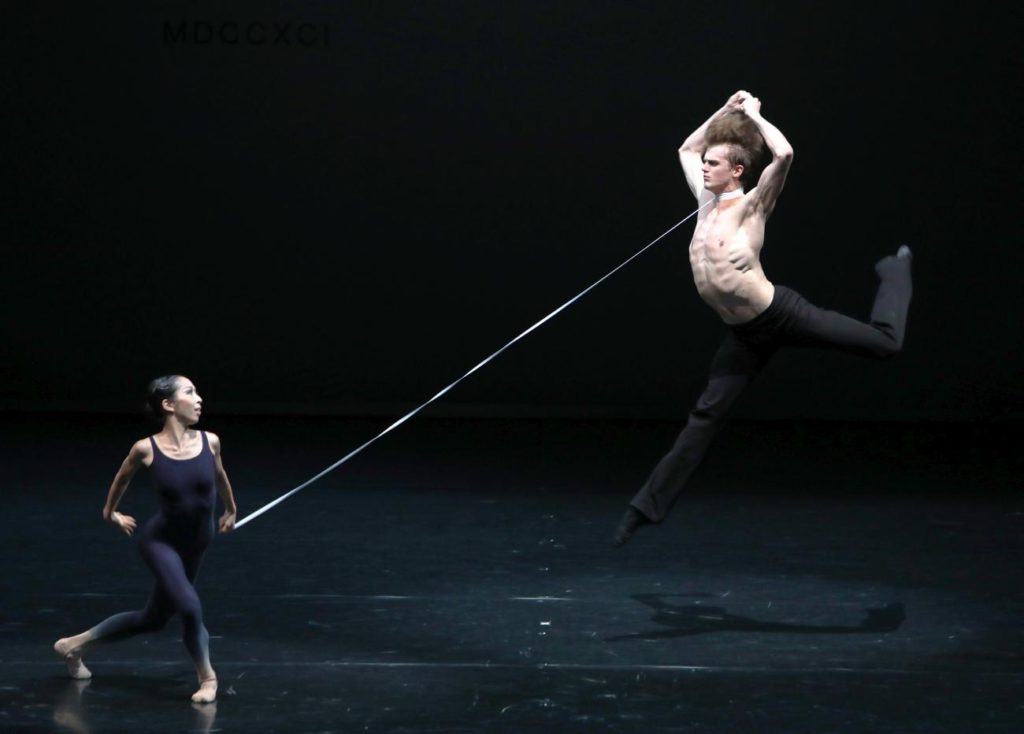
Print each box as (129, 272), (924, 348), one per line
(606, 594), (905, 642)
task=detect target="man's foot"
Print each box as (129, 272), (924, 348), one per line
(191, 677), (217, 704)
(875, 244), (912, 277)
(53, 639), (92, 680)
(613, 506), (651, 547)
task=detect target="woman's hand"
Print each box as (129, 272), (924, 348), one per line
(109, 511), (137, 536)
(218, 510), (237, 533)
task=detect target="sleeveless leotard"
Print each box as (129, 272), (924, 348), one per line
(86, 431), (217, 669)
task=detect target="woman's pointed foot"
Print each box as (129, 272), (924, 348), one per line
(191, 677), (217, 704)
(54, 638), (92, 680)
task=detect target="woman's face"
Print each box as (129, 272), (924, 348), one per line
(163, 377), (203, 426)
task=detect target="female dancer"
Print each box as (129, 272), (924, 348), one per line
(53, 375), (237, 703)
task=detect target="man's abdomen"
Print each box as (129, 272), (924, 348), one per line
(693, 268), (775, 324)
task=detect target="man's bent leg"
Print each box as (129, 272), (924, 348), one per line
(783, 247), (912, 358)
(870, 246), (913, 351)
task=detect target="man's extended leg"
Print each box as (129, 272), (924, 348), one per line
(615, 331), (771, 546)
(629, 375), (752, 516)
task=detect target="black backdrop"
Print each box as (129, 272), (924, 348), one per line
(3, 2), (1021, 421)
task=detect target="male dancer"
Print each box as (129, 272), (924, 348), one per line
(614, 90), (912, 545)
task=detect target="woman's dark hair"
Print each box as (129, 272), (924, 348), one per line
(146, 375), (181, 421)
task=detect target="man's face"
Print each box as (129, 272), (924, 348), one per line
(702, 144), (742, 191)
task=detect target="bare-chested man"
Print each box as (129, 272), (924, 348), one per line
(614, 90), (912, 545)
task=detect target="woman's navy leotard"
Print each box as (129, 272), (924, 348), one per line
(145, 430), (217, 550)
(87, 431), (217, 670)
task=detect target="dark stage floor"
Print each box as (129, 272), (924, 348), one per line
(1, 415), (1022, 732)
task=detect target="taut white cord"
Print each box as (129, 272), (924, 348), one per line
(236, 201), (711, 529)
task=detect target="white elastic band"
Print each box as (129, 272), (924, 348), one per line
(235, 200), (712, 529)
(714, 187), (744, 202)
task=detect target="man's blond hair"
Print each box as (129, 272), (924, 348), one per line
(705, 111), (769, 188)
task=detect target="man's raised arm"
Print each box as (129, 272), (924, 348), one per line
(742, 95), (794, 217)
(678, 92), (744, 199)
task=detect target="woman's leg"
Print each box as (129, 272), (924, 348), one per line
(54, 582), (174, 679)
(140, 540), (217, 702)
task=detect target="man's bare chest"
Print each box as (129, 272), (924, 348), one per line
(691, 209), (739, 257)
